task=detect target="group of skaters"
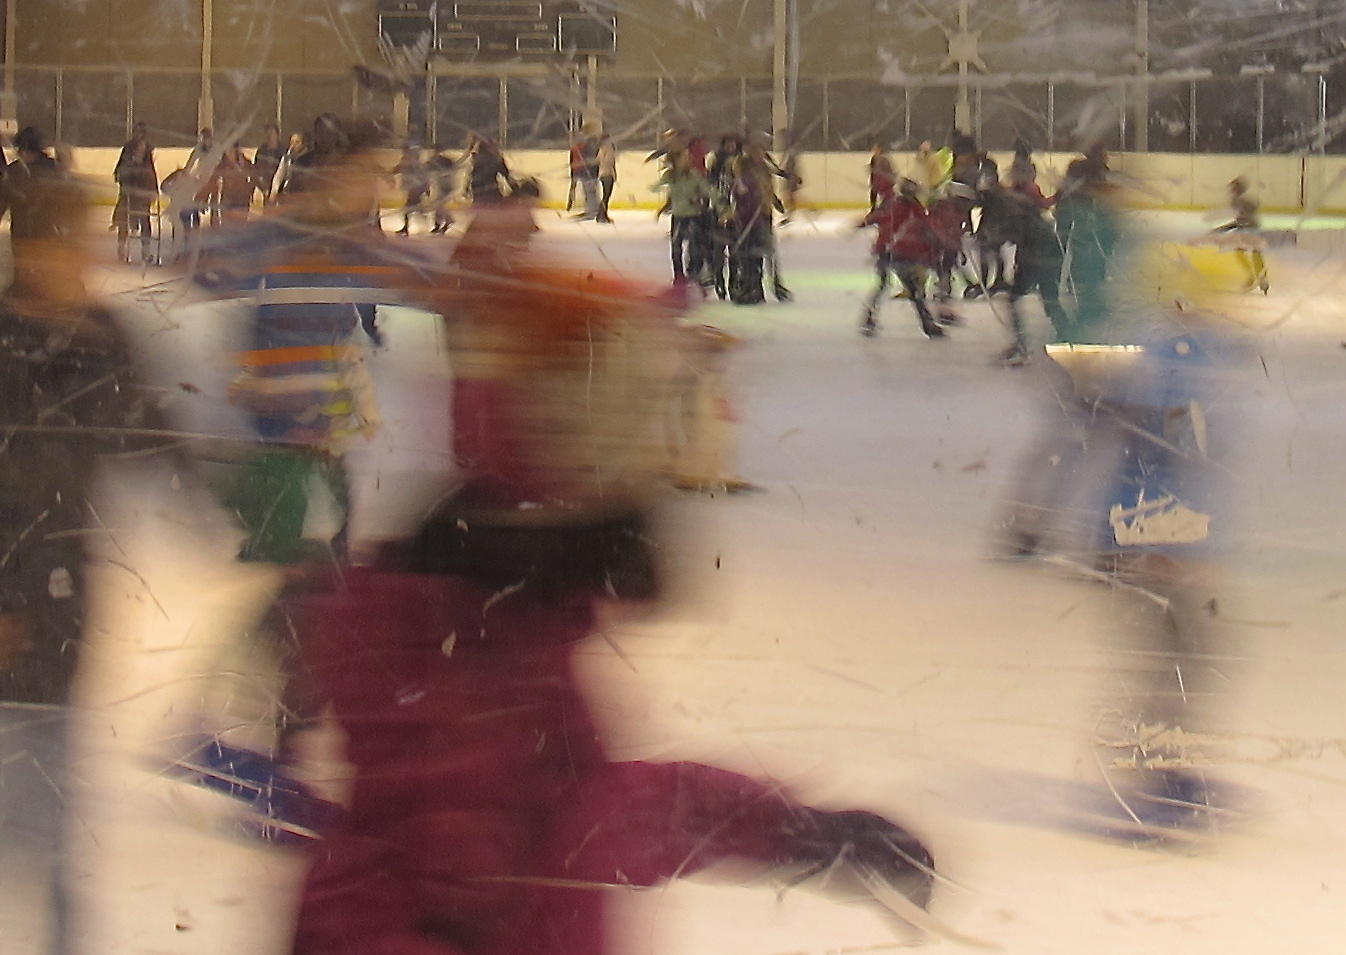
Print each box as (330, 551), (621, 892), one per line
(113, 122), (294, 263)
(109, 116), (531, 262)
(859, 131), (1273, 364)
(650, 128), (798, 305)
(859, 132), (1121, 363)
(389, 132), (523, 234)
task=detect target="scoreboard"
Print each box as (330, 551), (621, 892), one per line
(378, 1), (617, 61)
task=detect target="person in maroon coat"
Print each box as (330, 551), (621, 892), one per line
(858, 179), (945, 339)
(282, 201), (939, 955)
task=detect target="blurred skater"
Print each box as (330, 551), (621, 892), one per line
(282, 191), (940, 955)
(596, 133), (617, 222)
(0, 130), (174, 954)
(393, 144), (429, 235)
(655, 149), (712, 285)
(1056, 144), (1122, 340)
(467, 135), (513, 206)
(858, 178), (944, 339)
(253, 124), (286, 204)
(998, 156), (1068, 365)
(993, 243), (1255, 839)
(1210, 176), (1269, 294)
(112, 135), (158, 263)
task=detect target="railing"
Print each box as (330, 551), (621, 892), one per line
(10, 64), (1343, 155)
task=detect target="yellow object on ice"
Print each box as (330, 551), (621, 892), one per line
(1124, 242), (1250, 316)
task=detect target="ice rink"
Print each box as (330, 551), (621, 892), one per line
(7, 205), (1346, 955)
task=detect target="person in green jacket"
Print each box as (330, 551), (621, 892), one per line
(655, 149), (714, 285)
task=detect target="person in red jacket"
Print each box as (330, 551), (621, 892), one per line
(282, 195), (940, 955)
(858, 178), (945, 339)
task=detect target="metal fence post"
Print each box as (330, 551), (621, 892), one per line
(821, 77), (829, 149)
(54, 68), (63, 143)
(1256, 74), (1264, 154)
(656, 75), (664, 135)
(1118, 79), (1128, 151)
(1047, 81), (1055, 151)
(426, 72), (436, 146)
(1319, 70), (1328, 153)
(1189, 78), (1197, 153)
(973, 85), (983, 145)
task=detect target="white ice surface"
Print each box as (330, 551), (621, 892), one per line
(8, 208), (1346, 954)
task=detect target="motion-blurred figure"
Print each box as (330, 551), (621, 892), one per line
(208, 142), (260, 225)
(253, 123), (286, 204)
(998, 150), (1067, 364)
(572, 122), (602, 220)
(282, 189), (940, 955)
(392, 144), (429, 235)
(1055, 143), (1121, 340)
(0, 131), (170, 953)
(867, 141), (895, 212)
(666, 324), (760, 493)
(1210, 176), (1269, 294)
(596, 133), (617, 223)
(996, 241), (1254, 839)
(112, 124), (159, 264)
(161, 121), (433, 838)
(426, 146), (459, 234)
(858, 178), (944, 339)
(467, 135), (513, 206)
(218, 129), (392, 565)
(655, 148), (713, 285)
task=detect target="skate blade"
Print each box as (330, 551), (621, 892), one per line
(1053, 802), (1218, 847)
(858, 867), (997, 949)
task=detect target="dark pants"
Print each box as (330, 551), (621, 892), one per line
(707, 217), (733, 298)
(225, 448), (351, 565)
(598, 175), (614, 220)
(730, 219), (770, 304)
(113, 197), (152, 261)
(1009, 248), (1068, 347)
(670, 215), (705, 281)
(867, 254), (936, 330)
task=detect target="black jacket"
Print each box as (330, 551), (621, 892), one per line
(0, 307), (160, 703)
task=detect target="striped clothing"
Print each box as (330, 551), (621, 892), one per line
(229, 253), (400, 450)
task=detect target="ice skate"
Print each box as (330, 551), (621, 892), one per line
(990, 527), (1045, 560)
(769, 808), (994, 945)
(156, 737), (344, 845)
(1065, 768), (1247, 847)
(777, 809), (936, 912)
(860, 312), (879, 336)
(998, 344), (1029, 366)
(920, 318), (946, 339)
